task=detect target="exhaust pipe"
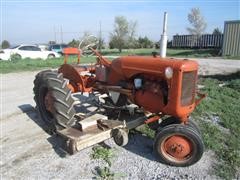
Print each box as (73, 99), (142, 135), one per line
(160, 12), (168, 58)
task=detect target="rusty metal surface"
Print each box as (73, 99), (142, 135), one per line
(57, 47), (204, 124)
(57, 119), (124, 153)
(181, 71), (196, 106)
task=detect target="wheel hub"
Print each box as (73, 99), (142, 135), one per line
(163, 135), (192, 160)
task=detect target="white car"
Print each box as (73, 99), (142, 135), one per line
(0, 44), (60, 61)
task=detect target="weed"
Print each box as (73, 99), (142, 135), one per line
(91, 146), (114, 166)
(10, 53), (22, 62)
(137, 125), (155, 139)
(91, 146), (125, 179)
(227, 79), (240, 89)
(192, 72), (240, 179)
(94, 166), (126, 179)
(94, 166), (115, 180)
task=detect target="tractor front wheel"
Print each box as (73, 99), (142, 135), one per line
(155, 117), (201, 135)
(153, 124), (204, 167)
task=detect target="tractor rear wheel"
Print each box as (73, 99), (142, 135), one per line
(33, 70), (76, 134)
(153, 124), (204, 167)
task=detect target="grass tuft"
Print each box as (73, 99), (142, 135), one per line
(91, 146), (114, 166)
(193, 71), (240, 179)
(94, 166), (115, 180)
(91, 146), (126, 179)
(137, 125), (155, 139)
(0, 56), (96, 74)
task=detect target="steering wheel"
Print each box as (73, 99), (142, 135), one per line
(78, 35), (99, 57)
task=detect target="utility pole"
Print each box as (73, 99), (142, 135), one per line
(53, 26), (56, 43)
(99, 21), (102, 52)
(160, 12), (168, 58)
(60, 26), (63, 44)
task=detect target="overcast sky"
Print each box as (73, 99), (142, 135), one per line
(1, 0), (239, 45)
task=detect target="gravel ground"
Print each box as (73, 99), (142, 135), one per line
(1, 58), (240, 179)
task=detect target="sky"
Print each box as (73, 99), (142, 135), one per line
(1, 0), (239, 45)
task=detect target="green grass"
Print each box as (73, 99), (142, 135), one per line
(192, 71), (240, 179)
(91, 146), (125, 179)
(100, 48), (220, 58)
(137, 125), (155, 139)
(1, 48), (238, 74)
(89, 73), (240, 178)
(222, 56), (240, 60)
(94, 166), (115, 179)
(0, 56), (96, 74)
(93, 166), (125, 180)
(91, 146), (114, 166)
(136, 71), (240, 179)
(167, 48), (220, 58)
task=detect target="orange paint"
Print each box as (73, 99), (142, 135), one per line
(63, 48), (81, 64)
(145, 116), (160, 124)
(57, 50), (205, 123)
(162, 135), (192, 160)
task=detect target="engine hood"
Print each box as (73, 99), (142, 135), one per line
(110, 56), (198, 79)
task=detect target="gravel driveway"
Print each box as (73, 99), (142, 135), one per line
(1, 58), (239, 179)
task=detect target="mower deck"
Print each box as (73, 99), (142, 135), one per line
(57, 114), (124, 154)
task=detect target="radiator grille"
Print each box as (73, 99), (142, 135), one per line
(181, 71), (196, 106)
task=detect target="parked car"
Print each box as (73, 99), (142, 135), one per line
(48, 44), (68, 55)
(37, 44), (49, 51)
(0, 45), (60, 61)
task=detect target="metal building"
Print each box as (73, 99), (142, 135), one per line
(222, 20), (240, 56)
(172, 34), (223, 48)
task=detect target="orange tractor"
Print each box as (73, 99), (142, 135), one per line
(33, 47), (205, 167)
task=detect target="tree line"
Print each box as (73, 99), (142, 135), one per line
(1, 8), (223, 51)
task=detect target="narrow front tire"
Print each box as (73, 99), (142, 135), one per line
(154, 124), (204, 167)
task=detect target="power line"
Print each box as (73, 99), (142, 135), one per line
(60, 25), (63, 44)
(3, 0), (239, 2)
(53, 26), (56, 42)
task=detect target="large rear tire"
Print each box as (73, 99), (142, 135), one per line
(153, 124), (204, 167)
(33, 70), (76, 134)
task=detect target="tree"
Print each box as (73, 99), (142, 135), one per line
(187, 8), (207, 48)
(98, 37), (105, 50)
(187, 8), (207, 36)
(127, 20), (138, 48)
(138, 36), (153, 48)
(212, 28), (222, 35)
(109, 16), (137, 52)
(110, 16), (129, 52)
(1, 40), (10, 49)
(68, 39), (80, 47)
(48, 41), (56, 45)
